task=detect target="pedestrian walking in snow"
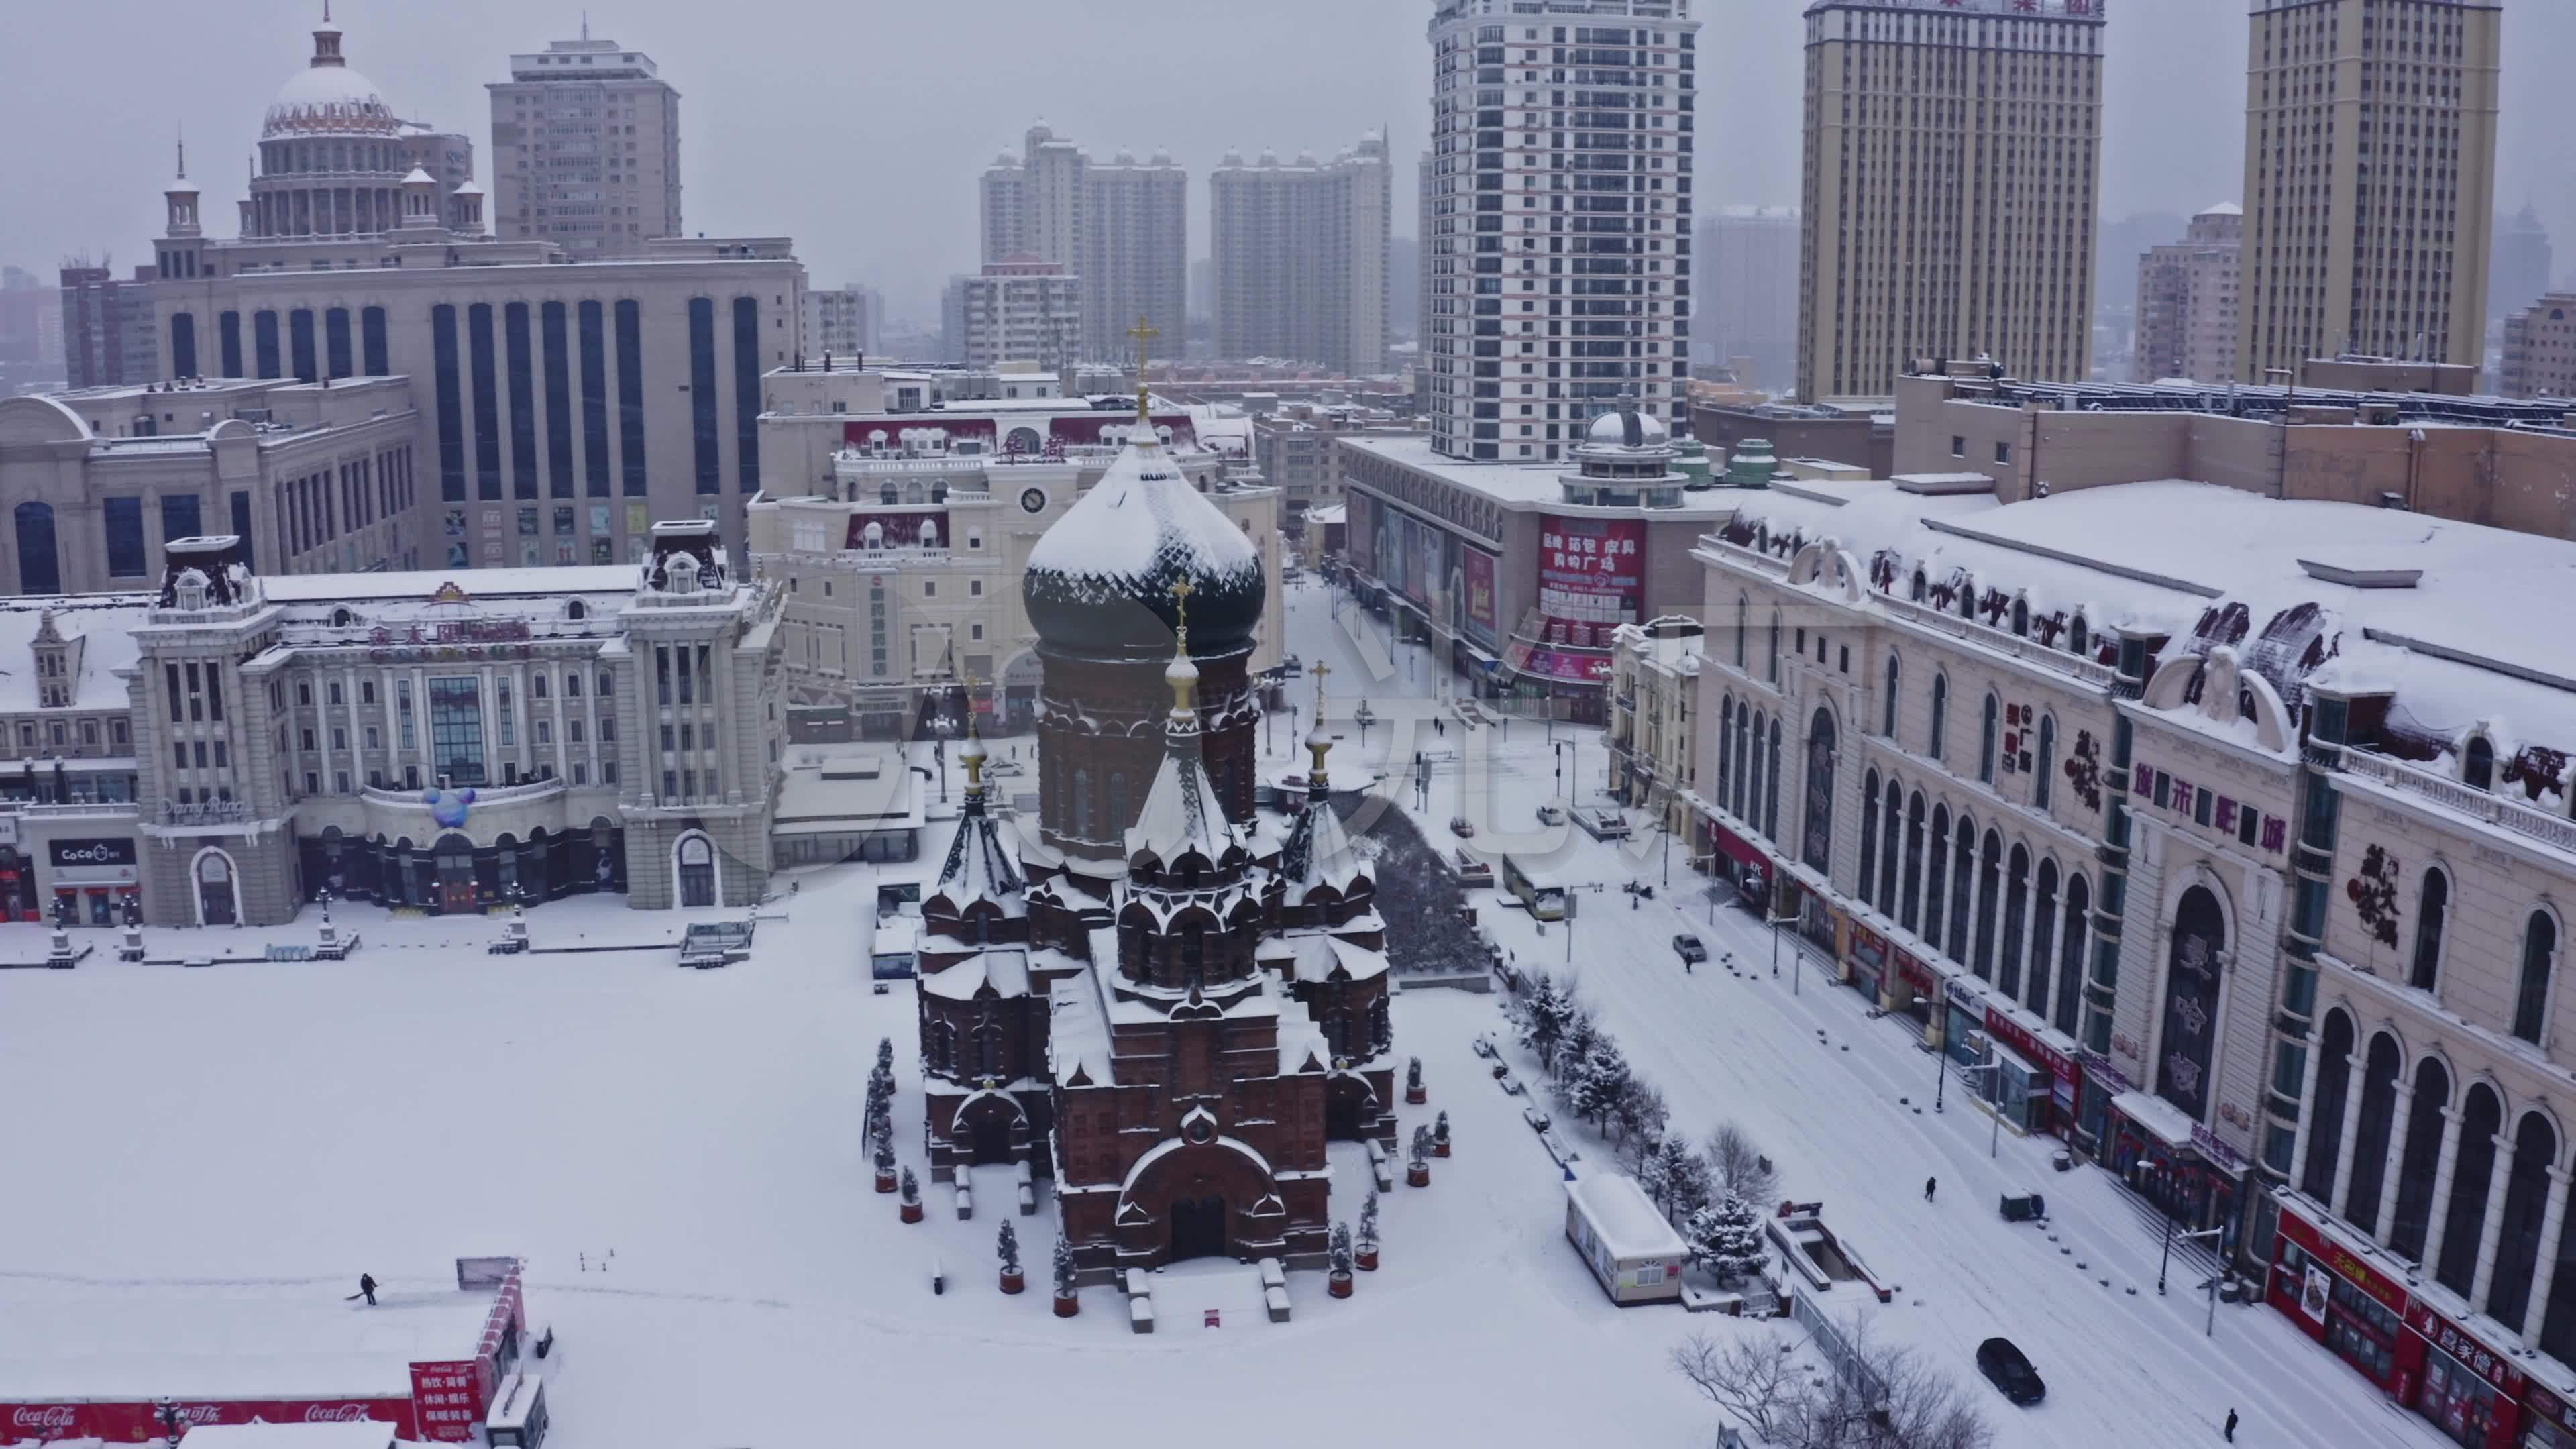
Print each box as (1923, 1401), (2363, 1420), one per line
(2224, 1409), (2238, 1442)
(358, 1273), (377, 1306)
(1923, 1177), (1937, 1203)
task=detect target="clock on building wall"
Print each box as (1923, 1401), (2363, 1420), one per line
(1020, 488), (1049, 515)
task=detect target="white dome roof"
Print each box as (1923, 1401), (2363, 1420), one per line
(265, 62), (397, 138)
(1586, 407), (1668, 448)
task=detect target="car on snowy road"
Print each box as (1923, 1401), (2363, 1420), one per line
(1672, 934), (1708, 965)
(1975, 1337), (2046, 1405)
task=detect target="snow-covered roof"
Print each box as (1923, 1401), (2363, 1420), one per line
(922, 948), (1031, 1002)
(1340, 435), (1743, 516)
(0, 1275), (497, 1401)
(179, 1424), (400, 1449)
(262, 566), (639, 603)
(1125, 729), (1242, 868)
(1564, 1173), (1688, 1261)
(1277, 790), (1365, 904)
(1047, 966), (1114, 1087)
(1024, 425), (1260, 590)
(1279, 934), (1389, 985)
(267, 63), (396, 139)
(0, 598), (151, 713)
(929, 796), (1025, 917)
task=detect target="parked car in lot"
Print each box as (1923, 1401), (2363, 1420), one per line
(1574, 807), (1629, 841)
(1449, 814), (1476, 839)
(1535, 802), (1567, 826)
(1452, 848), (1494, 888)
(1976, 1337), (2046, 1405)
(1672, 934), (1708, 965)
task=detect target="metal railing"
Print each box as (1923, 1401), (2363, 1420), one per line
(2337, 747), (2576, 856)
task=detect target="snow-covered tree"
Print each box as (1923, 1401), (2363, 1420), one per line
(873, 1138), (896, 1176)
(1433, 1110), (1450, 1146)
(1611, 1077), (1668, 1150)
(898, 1167), (918, 1203)
(1409, 1124), (1434, 1166)
(1329, 1222), (1354, 1276)
(1556, 1008), (1601, 1083)
(1052, 1234), (1077, 1296)
(996, 1221), (1021, 1275)
(1563, 1036), (1632, 1128)
(1705, 1121), (1778, 1209)
(1517, 973), (1580, 1069)
(1406, 1056), (1424, 1093)
(876, 1036), (896, 1075)
(1358, 1185), (1381, 1251)
(1686, 1193), (1769, 1285)
(1641, 1135), (1713, 1222)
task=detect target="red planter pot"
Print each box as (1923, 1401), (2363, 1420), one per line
(875, 1169), (898, 1193)
(1000, 1269), (1026, 1295)
(1434, 1140), (1451, 1159)
(1355, 1247), (1380, 1272)
(1328, 1270), (1354, 1299)
(899, 1199), (924, 1224)
(1407, 1161), (1432, 1188)
(1053, 1293), (1080, 1318)
(1405, 1085), (1428, 1105)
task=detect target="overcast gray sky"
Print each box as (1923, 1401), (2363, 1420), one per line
(5, 0), (2569, 326)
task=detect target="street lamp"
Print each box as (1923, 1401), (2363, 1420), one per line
(1767, 909), (1800, 995)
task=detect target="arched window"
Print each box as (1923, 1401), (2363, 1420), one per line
(1801, 708), (1837, 875)
(2436, 1083), (2506, 1295)
(2301, 1009), (2358, 1201)
(1999, 843), (2030, 998)
(1735, 592), (1748, 667)
(2035, 716), (2057, 810)
(2515, 911), (2558, 1044)
(1978, 692), (2000, 784)
(1929, 675), (1949, 760)
(2466, 736), (2496, 792)
(2010, 598), (2029, 637)
(1972, 830), (2002, 979)
(1746, 710), (1766, 829)
(13, 500), (58, 596)
(2055, 874), (2090, 1036)
(1910, 568), (1928, 602)
(2341, 1034), (2405, 1236)
(1878, 777), (1902, 918)
(1947, 815), (1975, 963)
(2489, 1111), (2561, 1330)
(1882, 654), (1901, 737)
(1718, 696), (1735, 801)
(2389, 1057), (2451, 1265)
(1900, 793), (1927, 932)
(1073, 769), (1093, 839)
(1858, 769), (1881, 902)
(1734, 706), (1754, 821)
(1765, 715), (1784, 841)
(1923, 804), (1951, 948)
(1767, 610), (1782, 684)
(2029, 859), (2061, 1021)
(2158, 885), (2228, 1122)
(2410, 869), (2449, 992)
(2068, 613), (2090, 657)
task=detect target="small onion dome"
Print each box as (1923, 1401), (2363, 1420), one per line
(1165, 653), (1201, 690)
(958, 731), (987, 767)
(1303, 725), (1330, 753)
(1024, 429), (1264, 663)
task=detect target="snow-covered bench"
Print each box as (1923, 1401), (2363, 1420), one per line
(1124, 1269), (1150, 1299)
(1264, 1285), (1291, 1324)
(1258, 1258), (1286, 1291)
(953, 1181), (973, 1220)
(1130, 1295), (1156, 1334)
(1016, 1161), (1036, 1216)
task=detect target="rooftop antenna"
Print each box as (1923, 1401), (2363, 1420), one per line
(323, 0), (331, 23)
(175, 125), (186, 181)
(582, 9), (591, 41)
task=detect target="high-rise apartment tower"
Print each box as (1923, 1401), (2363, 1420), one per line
(488, 32), (682, 256)
(1422, 0), (1699, 462)
(1210, 136), (1391, 374)
(2133, 203), (2243, 384)
(2238, 0), (2500, 380)
(980, 125), (1187, 365)
(1799, 0), (2104, 403)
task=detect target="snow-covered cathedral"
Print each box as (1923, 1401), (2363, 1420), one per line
(913, 397), (1396, 1273)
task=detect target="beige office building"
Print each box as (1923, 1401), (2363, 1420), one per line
(958, 260), (1081, 370)
(2502, 294), (2576, 400)
(1210, 137), (1392, 375)
(979, 125), (1187, 364)
(1797, 0), (2104, 403)
(2239, 0), (2501, 381)
(488, 33), (682, 256)
(2133, 203), (2243, 384)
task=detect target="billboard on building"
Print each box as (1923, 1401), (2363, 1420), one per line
(1536, 516), (1646, 650)
(1347, 493), (1377, 578)
(1409, 515), (1440, 610)
(1462, 547), (1499, 649)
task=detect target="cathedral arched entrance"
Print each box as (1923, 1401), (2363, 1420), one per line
(951, 1089), (1028, 1167)
(1326, 1075), (1376, 1142)
(1169, 1195), (1228, 1262)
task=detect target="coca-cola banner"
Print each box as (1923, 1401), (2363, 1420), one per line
(1536, 516), (1646, 650)
(411, 1358), (484, 1442)
(4, 1396), (414, 1440)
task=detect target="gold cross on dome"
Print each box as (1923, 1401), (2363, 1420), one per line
(1169, 579), (1194, 647)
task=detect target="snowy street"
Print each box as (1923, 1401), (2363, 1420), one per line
(0, 576), (2444, 1449)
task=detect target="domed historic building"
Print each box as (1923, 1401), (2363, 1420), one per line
(914, 400), (1395, 1275)
(225, 14), (484, 246)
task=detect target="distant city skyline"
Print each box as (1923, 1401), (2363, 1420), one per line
(7, 0), (2572, 337)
